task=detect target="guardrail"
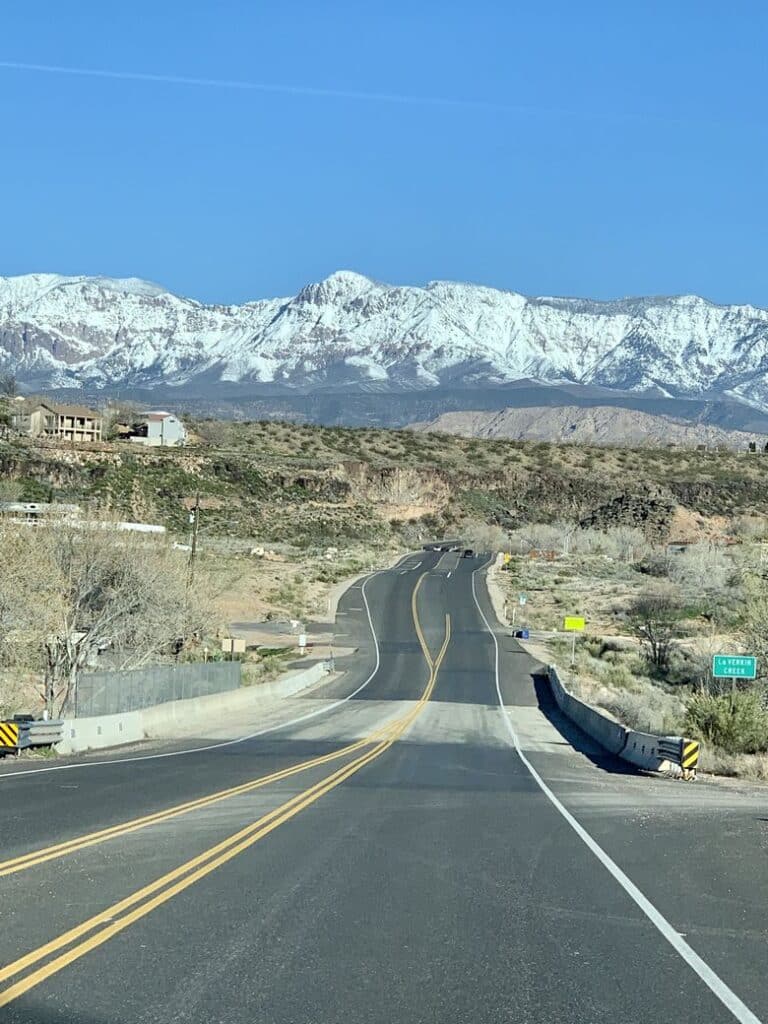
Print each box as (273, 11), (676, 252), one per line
(548, 665), (700, 780)
(0, 717), (64, 755)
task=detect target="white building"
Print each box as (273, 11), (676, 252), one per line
(130, 411), (187, 447)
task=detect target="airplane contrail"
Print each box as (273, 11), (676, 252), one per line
(0, 59), (540, 115)
(0, 59), (721, 130)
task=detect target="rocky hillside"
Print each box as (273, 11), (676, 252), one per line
(411, 405), (766, 448)
(4, 271), (768, 411)
(4, 421), (768, 546)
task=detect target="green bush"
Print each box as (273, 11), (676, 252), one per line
(597, 661), (636, 690)
(684, 691), (768, 754)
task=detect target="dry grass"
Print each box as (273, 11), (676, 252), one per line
(700, 750), (768, 781)
(197, 540), (388, 627)
(495, 548), (768, 780)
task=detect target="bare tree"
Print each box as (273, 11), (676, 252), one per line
(0, 373), (17, 437)
(551, 520), (579, 556)
(738, 574), (768, 686)
(0, 372), (17, 398)
(0, 522), (62, 669)
(628, 584), (683, 673)
(0, 520), (213, 715)
(511, 523), (562, 554)
(668, 542), (731, 604)
(604, 526), (650, 563)
(460, 519), (511, 553)
(40, 524), (212, 714)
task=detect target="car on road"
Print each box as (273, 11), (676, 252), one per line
(462, 548), (474, 558)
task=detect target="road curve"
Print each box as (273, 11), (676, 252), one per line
(0, 550), (767, 1023)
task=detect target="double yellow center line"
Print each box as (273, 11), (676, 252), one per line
(0, 572), (449, 1007)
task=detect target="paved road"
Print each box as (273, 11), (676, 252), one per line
(1, 550), (767, 1022)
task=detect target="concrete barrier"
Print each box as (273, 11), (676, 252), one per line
(57, 710), (144, 754)
(620, 729), (681, 774)
(141, 661), (328, 738)
(548, 666), (627, 755)
(57, 660), (329, 754)
(548, 665), (684, 773)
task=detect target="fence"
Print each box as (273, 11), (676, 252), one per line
(70, 662), (241, 718)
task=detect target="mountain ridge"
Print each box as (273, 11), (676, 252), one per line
(2, 270), (768, 410)
(409, 404), (768, 448)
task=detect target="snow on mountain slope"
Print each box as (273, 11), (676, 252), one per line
(2, 269), (768, 407)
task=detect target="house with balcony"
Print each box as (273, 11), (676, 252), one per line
(11, 399), (103, 443)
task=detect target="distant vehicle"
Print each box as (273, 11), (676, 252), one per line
(462, 549), (474, 558)
(514, 628), (530, 639)
(450, 545), (461, 552)
(440, 544), (451, 552)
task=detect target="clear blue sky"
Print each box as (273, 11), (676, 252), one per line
(2, 1), (767, 306)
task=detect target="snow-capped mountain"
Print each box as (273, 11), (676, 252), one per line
(3, 270), (768, 408)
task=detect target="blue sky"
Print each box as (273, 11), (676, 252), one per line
(2, 1), (767, 305)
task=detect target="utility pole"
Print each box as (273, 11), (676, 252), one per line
(187, 493), (200, 588)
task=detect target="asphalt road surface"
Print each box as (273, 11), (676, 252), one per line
(1, 550), (767, 1023)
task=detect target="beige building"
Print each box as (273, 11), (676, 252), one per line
(11, 398), (103, 443)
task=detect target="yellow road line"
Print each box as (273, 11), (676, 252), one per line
(0, 722), (399, 878)
(0, 736), (394, 1001)
(411, 572), (434, 668)
(0, 574), (450, 1007)
(1, 570), (444, 880)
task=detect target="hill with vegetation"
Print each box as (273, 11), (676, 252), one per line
(2, 419), (768, 548)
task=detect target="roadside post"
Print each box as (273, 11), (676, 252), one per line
(298, 633), (307, 656)
(512, 592), (526, 628)
(563, 616), (586, 667)
(712, 654), (757, 693)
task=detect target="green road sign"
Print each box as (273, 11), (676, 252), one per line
(712, 654), (757, 680)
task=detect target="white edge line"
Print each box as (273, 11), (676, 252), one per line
(0, 569), (385, 783)
(470, 559), (762, 1024)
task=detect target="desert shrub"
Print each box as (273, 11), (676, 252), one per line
(596, 661), (636, 690)
(635, 550), (673, 577)
(582, 636), (605, 658)
(728, 515), (768, 540)
(597, 687), (684, 734)
(684, 691), (768, 754)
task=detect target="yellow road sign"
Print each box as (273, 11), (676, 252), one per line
(563, 616), (585, 632)
(503, 553), (512, 564)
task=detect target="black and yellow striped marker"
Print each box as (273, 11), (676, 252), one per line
(681, 738), (700, 772)
(681, 738), (700, 769)
(0, 722), (19, 750)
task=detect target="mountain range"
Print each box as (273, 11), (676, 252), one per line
(409, 404), (768, 448)
(3, 271), (768, 416)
